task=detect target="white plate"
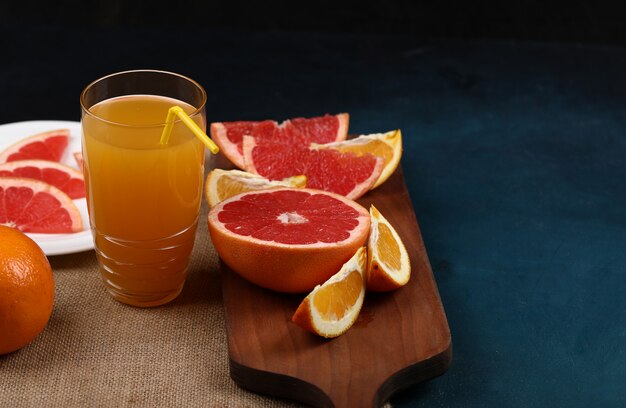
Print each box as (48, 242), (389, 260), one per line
(0, 120), (94, 256)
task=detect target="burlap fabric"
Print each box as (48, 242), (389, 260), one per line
(0, 197), (306, 407)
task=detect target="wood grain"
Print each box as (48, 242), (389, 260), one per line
(220, 165), (452, 408)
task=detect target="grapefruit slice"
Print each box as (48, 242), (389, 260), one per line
(211, 113), (349, 168)
(292, 247), (367, 338)
(313, 129), (403, 189)
(208, 188), (370, 293)
(73, 152), (84, 171)
(0, 129), (70, 163)
(205, 168), (306, 207)
(0, 177), (83, 233)
(243, 136), (383, 200)
(0, 160), (85, 199)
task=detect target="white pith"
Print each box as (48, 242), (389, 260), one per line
(277, 212), (308, 224)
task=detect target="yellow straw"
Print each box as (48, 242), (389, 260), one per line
(160, 106), (219, 154)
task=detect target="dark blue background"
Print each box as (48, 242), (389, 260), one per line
(1, 22), (625, 407)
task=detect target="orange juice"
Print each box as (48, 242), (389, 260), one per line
(82, 94), (205, 307)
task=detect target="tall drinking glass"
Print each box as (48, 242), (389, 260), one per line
(80, 70), (207, 307)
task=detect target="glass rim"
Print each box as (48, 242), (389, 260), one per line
(79, 69), (207, 128)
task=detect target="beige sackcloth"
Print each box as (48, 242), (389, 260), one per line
(0, 197), (308, 408)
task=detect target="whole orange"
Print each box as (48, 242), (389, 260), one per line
(0, 225), (54, 354)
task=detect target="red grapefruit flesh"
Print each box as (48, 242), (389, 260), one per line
(73, 152), (84, 171)
(210, 113), (349, 168)
(208, 188), (370, 293)
(0, 177), (83, 233)
(0, 160), (85, 199)
(242, 136), (383, 200)
(0, 129), (70, 163)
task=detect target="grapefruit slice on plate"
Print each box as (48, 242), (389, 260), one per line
(0, 160), (85, 199)
(292, 246), (367, 338)
(243, 136), (383, 200)
(211, 113), (349, 168)
(0, 129), (70, 163)
(208, 188), (370, 293)
(0, 177), (83, 233)
(73, 152), (84, 171)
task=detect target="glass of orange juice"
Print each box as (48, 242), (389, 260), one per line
(80, 70), (208, 307)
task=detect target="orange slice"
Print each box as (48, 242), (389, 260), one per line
(292, 247), (367, 338)
(313, 129), (402, 188)
(366, 205), (410, 292)
(204, 169), (306, 207)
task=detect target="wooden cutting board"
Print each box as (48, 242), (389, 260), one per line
(220, 165), (452, 408)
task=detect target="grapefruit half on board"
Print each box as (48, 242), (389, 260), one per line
(242, 136), (383, 200)
(0, 129), (70, 163)
(0, 160), (85, 199)
(210, 113), (349, 168)
(208, 188), (370, 293)
(0, 177), (83, 233)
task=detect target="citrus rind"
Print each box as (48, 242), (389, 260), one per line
(312, 129), (402, 188)
(292, 246), (367, 338)
(205, 168), (306, 207)
(367, 205), (411, 292)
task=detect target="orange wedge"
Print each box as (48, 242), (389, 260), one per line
(292, 247), (367, 338)
(312, 129), (402, 188)
(204, 169), (306, 207)
(366, 205), (411, 292)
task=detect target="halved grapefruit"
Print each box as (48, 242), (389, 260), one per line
(243, 136), (383, 200)
(0, 160), (85, 199)
(208, 188), (370, 293)
(210, 113), (349, 168)
(0, 129), (70, 163)
(0, 177), (83, 233)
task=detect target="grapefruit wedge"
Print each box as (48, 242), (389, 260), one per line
(0, 129), (70, 163)
(313, 129), (403, 189)
(211, 113), (349, 168)
(0, 160), (85, 199)
(208, 188), (370, 293)
(0, 177), (83, 233)
(243, 136), (383, 200)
